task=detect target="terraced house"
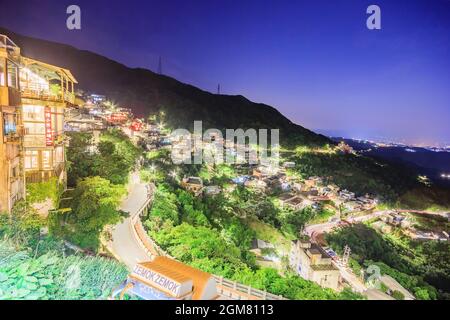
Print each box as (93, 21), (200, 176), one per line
(0, 35), (24, 213)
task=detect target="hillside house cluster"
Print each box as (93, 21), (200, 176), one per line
(275, 173), (377, 213)
(372, 212), (450, 242)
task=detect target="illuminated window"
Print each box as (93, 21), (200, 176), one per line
(24, 122), (45, 135)
(55, 146), (64, 163)
(3, 113), (16, 135)
(0, 62), (4, 86)
(42, 150), (52, 169)
(23, 105), (45, 121)
(24, 150), (39, 169)
(7, 60), (18, 89)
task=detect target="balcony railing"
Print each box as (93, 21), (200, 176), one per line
(23, 135), (46, 148)
(20, 83), (75, 104)
(0, 35), (20, 55)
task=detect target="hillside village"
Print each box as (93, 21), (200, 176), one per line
(1, 34), (449, 301)
(64, 91), (449, 300)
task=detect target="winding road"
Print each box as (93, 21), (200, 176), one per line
(110, 172), (151, 269)
(304, 210), (389, 241)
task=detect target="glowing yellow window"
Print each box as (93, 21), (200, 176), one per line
(25, 150), (39, 169)
(42, 150), (52, 169)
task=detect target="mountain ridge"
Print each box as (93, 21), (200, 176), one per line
(0, 27), (329, 146)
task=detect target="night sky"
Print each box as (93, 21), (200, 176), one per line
(1, 0), (449, 146)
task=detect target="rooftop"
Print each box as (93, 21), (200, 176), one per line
(186, 177), (202, 185)
(285, 196), (304, 205)
(137, 256), (214, 300)
(310, 264), (338, 271)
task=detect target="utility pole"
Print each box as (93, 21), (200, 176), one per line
(342, 245), (351, 267)
(217, 83), (220, 95)
(158, 56), (162, 75)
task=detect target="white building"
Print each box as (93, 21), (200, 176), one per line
(289, 240), (341, 290)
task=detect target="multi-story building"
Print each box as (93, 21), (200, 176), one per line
(19, 56), (77, 184)
(0, 35), (25, 213)
(289, 239), (341, 291)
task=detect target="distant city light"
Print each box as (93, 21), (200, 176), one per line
(441, 173), (450, 179)
(417, 175), (431, 185)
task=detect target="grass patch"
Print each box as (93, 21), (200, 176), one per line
(245, 216), (294, 253)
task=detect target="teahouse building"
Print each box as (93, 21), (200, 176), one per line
(20, 56), (77, 185)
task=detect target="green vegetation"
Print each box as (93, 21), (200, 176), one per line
(0, 201), (47, 251)
(287, 147), (412, 202)
(97, 129), (141, 185)
(26, 177), (63, 208)
(0, 126), (140, 299)
(49, 177), (126, 251)
(397, 187), (450, 212)
(392, 290), (405, 300)
(326, 224), (450, 299)
(245, 217), (293, 253)
(0, 241), (127, 300)
(148, 220), (354, 300)
(142, 151), (363, 300)
(0, 206), (128, 300)
(58, 129), (142, 251)
(282, 146), (450, 209)
(308, 207), (335, 224)
(66, 132), (96, 187)
(0, 240), (127, 300)
(67, 129), (141, 186)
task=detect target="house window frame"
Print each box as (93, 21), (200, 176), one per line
(24, 150), (39, 170)
(42, 150), (53, 169)
(6, 59), (18, 89)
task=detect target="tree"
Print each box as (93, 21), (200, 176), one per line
(0, 201), (44, 249)
(67, 129), (142, 186)
(66, 132), (96, 186)
(149, 185), (179, 224)
(51, 177), (125, 250)
(392, 290), (405, 300)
